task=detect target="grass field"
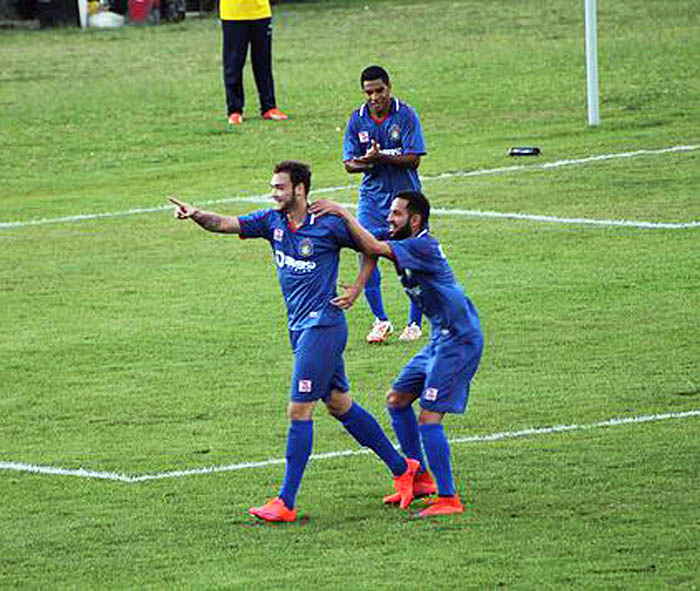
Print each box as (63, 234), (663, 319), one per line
(1, 0), (699, 588)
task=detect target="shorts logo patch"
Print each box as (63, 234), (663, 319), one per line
(358, 131), (370, 143)
(274, 228), (284, 242)
(424, 387), (438, 401)
(298, 379), (312, 393)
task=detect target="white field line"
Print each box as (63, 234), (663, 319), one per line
(1, 409), (698, 484)
(1, 145), (698, 231)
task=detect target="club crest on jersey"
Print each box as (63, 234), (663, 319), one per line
(358, 131), (370, 143)
(298, 379), (312, 393)
(273, 228), (284, 242)
(299, 238), (314, 258)
(424, 387), (438, 401)
(389, 124), (401, 142)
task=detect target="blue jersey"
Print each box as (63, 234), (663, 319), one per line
(388, 229), (481, 341)
(343, 98), (426, 231)
(238, 209), (358, 331)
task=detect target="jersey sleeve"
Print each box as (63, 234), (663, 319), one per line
(401, 106), (427, 156)
(342, 112), (362, 161)
(237, 209), (273, 241)
(388, 236), (440, 273)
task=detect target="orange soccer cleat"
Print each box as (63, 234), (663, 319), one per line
(248, 497), (297, 522)
(390, 458), (420, 509)
(228, 112), (243, 125)
(262, 108), (289, 121)
(383, 470), (437, 505)
(416, 494), (464, 518)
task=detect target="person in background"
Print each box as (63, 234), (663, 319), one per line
(220, 0), (288, 125)
(343, 65), (426, 343)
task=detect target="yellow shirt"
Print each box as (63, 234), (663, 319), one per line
(219, 0), (271, 21)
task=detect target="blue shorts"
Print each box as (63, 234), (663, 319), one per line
(289, 323), (350, 402)
(392, 331), (483, 414)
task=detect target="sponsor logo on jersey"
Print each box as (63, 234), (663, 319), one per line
(299, 237), (314, 257)
(424, 387), (438, 401)
(275, 250), (317, 273)
(358, 131), (370, 143)
(274, 228), (284, 242)
(379, 147), (403, 156)
(298, 379), (312, 393)
(389, 124), (401, 142)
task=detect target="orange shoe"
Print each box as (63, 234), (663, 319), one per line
(416, 494), (464, 518)
(262, 108), (288, 121)
(390, 458), (420, 509)
(228, 112), (243, 125)
(248, 497), (297, 522)
(383, 470), (437, 505)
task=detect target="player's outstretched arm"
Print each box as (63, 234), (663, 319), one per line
(309, 199), (394, 261)
(168, 196), (241, 234)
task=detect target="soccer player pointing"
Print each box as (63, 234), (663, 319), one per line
(169, 160), (419, 523)
(310, 191), (484, 517)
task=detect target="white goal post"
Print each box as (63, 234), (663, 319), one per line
(585, 0), (600, 126)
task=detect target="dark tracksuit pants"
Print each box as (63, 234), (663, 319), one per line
(222, 18), (277, 116)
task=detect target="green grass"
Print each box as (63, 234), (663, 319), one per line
(1, 0), (699, 588)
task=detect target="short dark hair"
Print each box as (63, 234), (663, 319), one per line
(396, 190), (430, 228)
(360, 65), (390, 86)
(274, 160), (312, 197)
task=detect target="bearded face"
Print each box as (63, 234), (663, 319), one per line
(390, 216), (412, 240)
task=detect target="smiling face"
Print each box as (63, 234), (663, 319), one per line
(270, 172), (299, 213)
(387, 197), (414, 240)
(362, 78), (392, 118)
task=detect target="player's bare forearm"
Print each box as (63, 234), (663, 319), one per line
(169, 197), (240, 234)
(190, 210), (240, 234)
(309, 200), (392, 259)
(376, 153), (421, 169)
(356, 253), (377, 290)
(343, 213), (394, 260)
(331, 256), (374, 309)
(344, 159), (373, 173)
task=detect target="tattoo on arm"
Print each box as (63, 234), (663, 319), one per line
(192, 211), (227, 232)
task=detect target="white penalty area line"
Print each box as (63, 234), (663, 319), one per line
(1, 145), (698, 231)
(2, 409), (698, 484)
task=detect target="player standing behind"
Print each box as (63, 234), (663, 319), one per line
(343, 65), (427, 343)
(168, 161), (418, 522)
(310, 191), (483, 517)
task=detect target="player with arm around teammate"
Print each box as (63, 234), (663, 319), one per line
(168, 160), (418, 522)
(310, 191), (483, 517)
(344, 65), (426, 344)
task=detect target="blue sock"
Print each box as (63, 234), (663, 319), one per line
(419, 423), (455, 496)
(408, 300), (422, 327)
(388, 405), (427, 472)
(339, 402), (406, 476)
(279, 420), (313, 509)
(364, 267), (388, 321)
